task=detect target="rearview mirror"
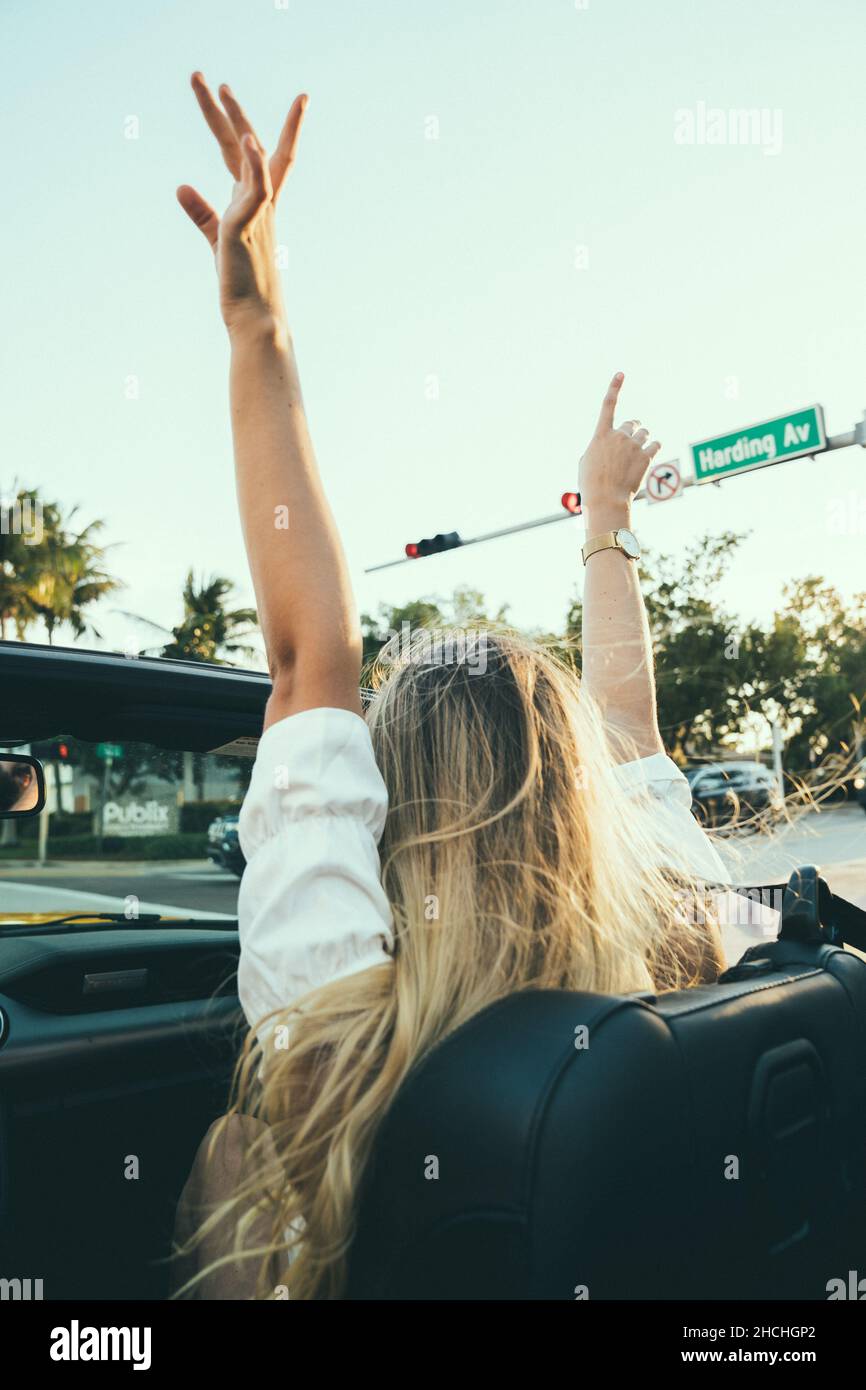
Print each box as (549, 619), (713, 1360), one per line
(0, 754), (46, 817)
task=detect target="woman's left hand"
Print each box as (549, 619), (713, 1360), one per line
(177, 73), (307, 335)
(578, 372), (661, 518)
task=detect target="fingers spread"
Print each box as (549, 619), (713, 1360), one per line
(225, 135), (270, 230)
(219, 84), (266, 156)
(270, 94), (308, 198)
(176, 184), (220, 248)
(188, 76), (305, 212)
(242, 133), (268, 197)
(594, 372), (624, 435)
(191, 72), (242, 179)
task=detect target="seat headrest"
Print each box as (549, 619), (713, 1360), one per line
(347, 939), (866, 1299)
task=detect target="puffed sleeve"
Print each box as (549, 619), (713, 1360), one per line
(612, 752), (733, 885)
(235, 707), (394, 1036)
(612, 752), (779, 964)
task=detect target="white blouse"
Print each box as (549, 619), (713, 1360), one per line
(236, 707), (777, 1036)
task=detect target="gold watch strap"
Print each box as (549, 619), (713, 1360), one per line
(581, 530), (619, 565)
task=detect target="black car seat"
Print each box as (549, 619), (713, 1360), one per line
(346, 874), (866, 1300)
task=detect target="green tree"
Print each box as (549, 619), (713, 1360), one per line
(28, 517), (122, 644)
(760, 578), (866, 771)
(160, 573), (259, 665)
(121, 573), (260, 803)
(1, 487), (55, 638)
(642, 533), (748, 761)
(360, 536), (866, 778)
(361, 587), (510, 668)
(1, 486), (121, 643)
(567, 532), (749, 762)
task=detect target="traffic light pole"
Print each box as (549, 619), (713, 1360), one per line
(96, 753), (113, 856)
(365, 412), (866, 574)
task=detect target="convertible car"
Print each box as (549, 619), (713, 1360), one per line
(2, 638), (866, 1301)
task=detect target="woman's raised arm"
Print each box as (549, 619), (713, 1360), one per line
(578, 373), (665, 760)
(177, 74), (362, 728)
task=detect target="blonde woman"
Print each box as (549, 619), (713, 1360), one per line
(173, 75), (754, 1300)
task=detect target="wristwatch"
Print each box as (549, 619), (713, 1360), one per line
(581, 528), (641, 565)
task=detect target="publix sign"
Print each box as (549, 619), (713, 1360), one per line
(102, 797), (178, 838)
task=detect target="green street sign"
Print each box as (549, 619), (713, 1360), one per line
(96, 742), (124, 761)
(691, 405), (826, 484)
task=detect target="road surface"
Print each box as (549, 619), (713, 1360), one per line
(0, 861), (240, 919)
(717, 802), (866, 904)
(1, 803), (864, 920)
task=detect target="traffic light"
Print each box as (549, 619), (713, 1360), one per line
(561, 491), (582, 515)
(30, 737), (77, 764)
(405, 531), (462, 559)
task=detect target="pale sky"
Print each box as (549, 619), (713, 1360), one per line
(4, 0), (866, 663)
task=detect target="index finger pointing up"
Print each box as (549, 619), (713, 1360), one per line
(595, 372), (624, 436)
(270, 94), (309, 197)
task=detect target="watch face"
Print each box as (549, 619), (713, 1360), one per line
(616, 528), (641, 559)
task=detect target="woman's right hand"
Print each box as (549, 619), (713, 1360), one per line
(177, 73), (308, 335)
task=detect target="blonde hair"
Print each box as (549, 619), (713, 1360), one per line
(178, 626), (722, 1299)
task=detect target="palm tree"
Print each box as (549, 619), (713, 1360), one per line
(126, 573), (259, 803)
(1, 485), (121, 643)
(0, 485), (59, 638)
(0, 527), (37, 639)
(27, 516), (122, 644)
(159, 572), (259, 665)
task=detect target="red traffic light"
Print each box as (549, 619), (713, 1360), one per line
(404, 532), (462, 559)
(58, 742), (69, 760)
(561, 492), (581, 515)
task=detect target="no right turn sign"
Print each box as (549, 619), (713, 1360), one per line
(646, 460), (684, 504)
